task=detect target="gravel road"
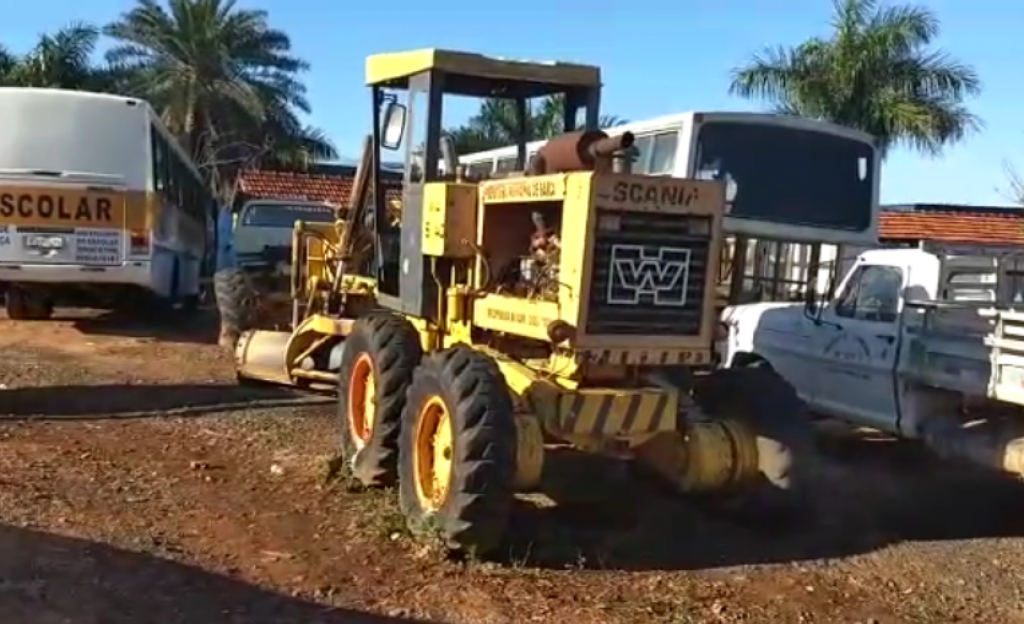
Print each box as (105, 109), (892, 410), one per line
(1, 309), (1024, 623)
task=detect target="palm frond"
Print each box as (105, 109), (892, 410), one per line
(729, 0), (980, 158)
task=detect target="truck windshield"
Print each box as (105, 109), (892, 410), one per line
(240, 203), (336, 228)
(693, 121), (874, 232)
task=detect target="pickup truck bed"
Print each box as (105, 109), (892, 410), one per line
(902, 302), (998, 396)
(902, 302), (1024, 403)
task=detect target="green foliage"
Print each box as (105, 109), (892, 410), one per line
(445, 94), (627, 155)
(0, 23), (110, 90)
(729, 0), (981, 158)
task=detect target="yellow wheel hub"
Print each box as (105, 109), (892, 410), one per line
(347, 353), (376, 448)
(413, 396), (454, 511)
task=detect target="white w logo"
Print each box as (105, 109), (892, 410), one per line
(607, 244), (690, 307)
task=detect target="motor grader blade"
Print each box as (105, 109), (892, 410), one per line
(235, 315), (352, 389)
(235, 329), (294, 386)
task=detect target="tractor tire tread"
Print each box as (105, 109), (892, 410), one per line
(337, 313), (423, 487)
(399, 345), (517, 556)
(214, 267), (258, 334)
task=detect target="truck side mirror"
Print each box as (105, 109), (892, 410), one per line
(803, 294), (820, 320)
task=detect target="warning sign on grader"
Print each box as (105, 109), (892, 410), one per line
(481, 176), (566, 203)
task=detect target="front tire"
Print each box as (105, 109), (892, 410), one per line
(337, 313), (423, 487)
(398, 346), (517, 556)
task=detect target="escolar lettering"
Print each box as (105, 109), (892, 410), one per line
(0, 194), (113, 222)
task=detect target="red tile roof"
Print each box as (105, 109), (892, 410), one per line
(880, 208), (1024, 245)
(237, 169), (400, 206)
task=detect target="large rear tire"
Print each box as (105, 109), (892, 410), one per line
(693, 360), (817, 522)
(337, 313), (423, 487)
(398, 346), (517, 556)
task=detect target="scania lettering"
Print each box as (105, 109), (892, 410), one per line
(0, 88), (214, 320)
(610, 180), (702, 207)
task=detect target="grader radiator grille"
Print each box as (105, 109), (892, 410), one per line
(585, 209), (710, 336)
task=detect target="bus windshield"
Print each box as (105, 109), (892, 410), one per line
(693, 122), (875, 232)
(240, 203), (336, 228)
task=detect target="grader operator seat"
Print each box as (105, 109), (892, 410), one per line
(364, 49), (602, 318)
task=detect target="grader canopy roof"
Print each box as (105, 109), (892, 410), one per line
(364, 48), (601, 98)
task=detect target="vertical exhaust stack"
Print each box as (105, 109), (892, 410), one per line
(440, 135), (462, 182)
(527, 130), (635, 175)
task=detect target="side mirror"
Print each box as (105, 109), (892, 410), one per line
(381, 102), (407, 151)
(803, 294), (820, 319)
(803, 276), (825, 322)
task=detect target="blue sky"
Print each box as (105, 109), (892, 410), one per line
(3, 0), (1020, 206)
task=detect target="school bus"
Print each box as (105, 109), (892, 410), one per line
(0, 88), (215, 320)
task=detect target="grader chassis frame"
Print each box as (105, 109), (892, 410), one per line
(234, 48), (813, 554)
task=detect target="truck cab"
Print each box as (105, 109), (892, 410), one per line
(721, 245), (1024, 442)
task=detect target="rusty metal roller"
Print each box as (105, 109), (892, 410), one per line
(527, 130), (635, 175)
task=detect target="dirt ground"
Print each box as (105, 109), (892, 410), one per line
(3, 310), (1024, 623)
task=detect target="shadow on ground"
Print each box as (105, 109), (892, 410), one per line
(68, 308), (221, 345)
(0, 383), (330, 419)
(0, 523), (434, 624)
(492, 432), (1024, 572)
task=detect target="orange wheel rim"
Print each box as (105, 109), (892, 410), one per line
(347, 353), (376, 448)
(413, 396), (454, 511)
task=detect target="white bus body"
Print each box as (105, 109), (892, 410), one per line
(0, 88), (213, 319)
(459, 111), (880, 246)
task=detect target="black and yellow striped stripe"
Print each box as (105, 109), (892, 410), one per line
(557, 389), (677, 436)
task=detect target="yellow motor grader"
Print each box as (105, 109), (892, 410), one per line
(234, 48), (814, 554)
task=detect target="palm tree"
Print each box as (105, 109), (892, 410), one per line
(103, 0), (336, 194)
(447, 95), (627, 154)
(0, 45), (17, 84)
(728, 0), (981, 157)
(0, 23), (110, 90)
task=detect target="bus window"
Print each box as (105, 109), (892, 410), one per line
(495, 157), (517, 173)
(648, 132), (678, 175)
(632, 134), (654, 172)
(150, 126), (167, 193)
(467, 161), (493, 179)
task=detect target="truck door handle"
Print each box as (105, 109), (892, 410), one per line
(876, 334), (895, 344)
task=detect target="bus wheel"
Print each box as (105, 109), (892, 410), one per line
(5, 287), (53, 321)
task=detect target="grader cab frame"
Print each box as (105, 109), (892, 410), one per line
(234, 49), (814, 556)
(365, 49), (601, 319)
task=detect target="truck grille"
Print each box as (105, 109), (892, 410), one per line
(585, 209), (711, 336)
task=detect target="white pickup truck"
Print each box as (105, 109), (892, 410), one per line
(720, 245), (1024, 477)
